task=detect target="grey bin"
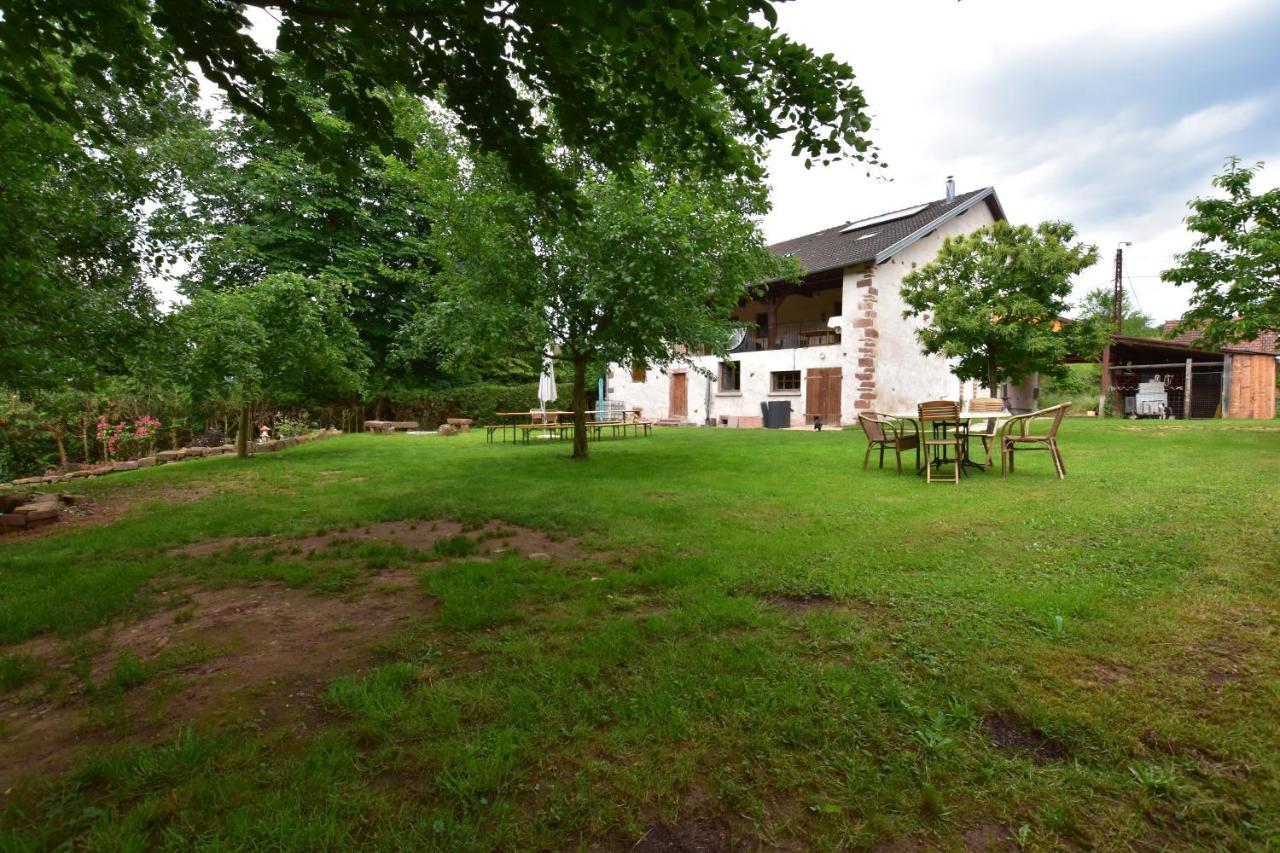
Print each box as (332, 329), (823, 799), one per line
(760, 400), (792, 429)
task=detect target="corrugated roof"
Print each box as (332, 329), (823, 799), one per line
(768, 187), (1004, 275)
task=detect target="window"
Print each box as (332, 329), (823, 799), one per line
(719, 361), (741, 392)
(771, 370), (801, 392)
(630, 363), (646, 382)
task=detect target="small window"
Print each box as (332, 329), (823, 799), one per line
(631, 363), (646, 382)
(719, 361), (741, 392)
(771, 370), (801, 392)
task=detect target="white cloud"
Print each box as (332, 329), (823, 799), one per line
(763, 0), (1280, 324)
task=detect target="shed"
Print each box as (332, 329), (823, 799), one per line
(1101, 328), (1277, 419)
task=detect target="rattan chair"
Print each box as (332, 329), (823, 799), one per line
(918, 400), (963, 484)
(960, 396), (1006, 468)
(858, 413), (919, 474)
(1000, 402), (1071, 478)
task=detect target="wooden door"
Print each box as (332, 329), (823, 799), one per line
(805, 367), (842, 425)
(669, 372), (688, 418)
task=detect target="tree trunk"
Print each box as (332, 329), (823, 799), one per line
(986, 357), (1000, 400)
(52, 431), (68, 470)
(80, 419), (90, 463)
(571, 356), (590, 460)
(237, 405), (250, 458)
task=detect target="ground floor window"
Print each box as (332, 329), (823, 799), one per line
(719, 360), (741, 392)
(771, 370), (801, 392)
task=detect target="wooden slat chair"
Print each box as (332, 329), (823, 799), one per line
(1000, 402), (1072, 479)
(918, 400), (963, 484)
(858, 413), (919, 474)
(959, 396), (1006, 468)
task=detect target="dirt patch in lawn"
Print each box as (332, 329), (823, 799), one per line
(2, 484), (216, 541)
(0, 573), (434, 791)
(980, 713), (1069, 763)
(873, 821), (1016, 852)
(625, 816), (756, 852)
(171, 518), (583, 564)
(770, 593), (841, 611)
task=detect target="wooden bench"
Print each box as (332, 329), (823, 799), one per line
(364, 420), (419, 433)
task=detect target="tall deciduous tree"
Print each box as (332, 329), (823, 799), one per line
(1076, 287), (1159, 338)
(0, 66), (200, 393)
(1162, 157), (1279, 348)
(0, 1), (878, 201)
(180, 273), (369, 457)
(901, 221), (1104, 393)
(410, 155), (795, 459)
(163, 66), (455, 395)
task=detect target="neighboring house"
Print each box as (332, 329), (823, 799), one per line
(607, 180), (1033, 426)
(1101, 324), (1276, 419)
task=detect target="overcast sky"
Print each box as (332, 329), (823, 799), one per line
(762, 0), (1280, 322)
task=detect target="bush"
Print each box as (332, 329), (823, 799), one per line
(385, 381), (576, 429)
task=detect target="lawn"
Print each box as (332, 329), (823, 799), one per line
(1, 421), (1277, 849)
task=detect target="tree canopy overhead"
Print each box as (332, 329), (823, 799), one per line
(1162, 157), (1280, 348)
(1, 0), (878, 198)
(901, 221), (1105, 393)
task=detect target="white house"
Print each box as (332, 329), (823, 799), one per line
(607, 181), (1039, 426)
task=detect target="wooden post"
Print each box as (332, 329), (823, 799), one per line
(1220, 354), (1232, 419)
(1098, 342), (1111, 416)
(1183, 358), (1193, 420)
(766, 293), (779, 350)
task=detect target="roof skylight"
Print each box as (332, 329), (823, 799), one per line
(840, 203), (929, 234)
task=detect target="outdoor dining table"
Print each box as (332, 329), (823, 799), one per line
(885, 409), (1011, 474)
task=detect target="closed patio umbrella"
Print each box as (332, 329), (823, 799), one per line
(538, 350), (557, 432)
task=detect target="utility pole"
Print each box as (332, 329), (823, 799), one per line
(1098, 242), (1131, 417)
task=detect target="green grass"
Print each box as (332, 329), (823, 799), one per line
(1, 420), (1278, 849)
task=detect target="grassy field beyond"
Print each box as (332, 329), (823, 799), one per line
(1, 420), (1277, 849)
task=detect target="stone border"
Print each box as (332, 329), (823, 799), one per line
(1, 429), (344, 490)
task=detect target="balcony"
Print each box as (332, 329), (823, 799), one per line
(729, 320), (841, 353)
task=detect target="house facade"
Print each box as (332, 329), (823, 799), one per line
(608, 182), (1033, 426)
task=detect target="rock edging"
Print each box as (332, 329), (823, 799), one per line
(1, 429), (344, 491)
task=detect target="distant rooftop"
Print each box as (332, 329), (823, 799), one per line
(1160, 321), (1277, 355)
(769, 187), (1005, 276)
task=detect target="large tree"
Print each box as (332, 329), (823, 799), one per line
(1162, 157), (1279, 348)
(901, 221), (1105, 393)
(1076, 287), (1160, 338)
(162, 65), (458, 395)
(409, 153), (795, 459)
(180, 273), (369, 457)
(0, 65), (201, 393)
(0, 0), (878, 202)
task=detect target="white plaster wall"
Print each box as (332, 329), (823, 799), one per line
(606, 342), (846, 424)
(869, 202), (998, 413)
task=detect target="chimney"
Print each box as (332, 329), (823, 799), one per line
(945, 175), (956, 202)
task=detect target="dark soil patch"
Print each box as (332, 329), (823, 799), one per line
(769, 593), (840, 611)
(629, 817), (755, 852)
(171, 518), (584, 564)
(873, 821), (1016, 852)
(980, 713), (1069, 763)
(0, 573), (434, 790)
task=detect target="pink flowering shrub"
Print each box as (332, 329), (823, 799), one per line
(96, 415), (162, 460)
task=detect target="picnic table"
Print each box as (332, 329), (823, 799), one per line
(884, 409), (1010, 473)
(486, 410), (650, 444)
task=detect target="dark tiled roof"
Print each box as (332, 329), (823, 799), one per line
(1160, 321), (1278, 355)
(768, 188), (1003, 275)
